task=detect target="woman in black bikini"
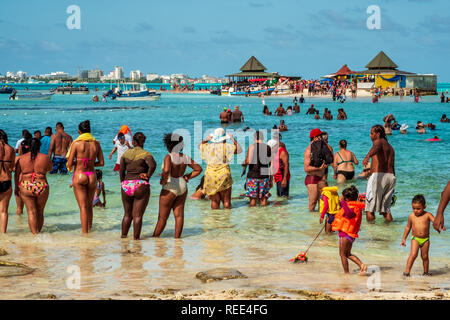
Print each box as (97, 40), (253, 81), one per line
(0, 130), (15, 233)
(333, 140), (358, 183)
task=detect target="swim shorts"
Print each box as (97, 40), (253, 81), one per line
(326, 213), (335, 224)
(304, 175), (321, 186)
(50, 156), (68, 174)
(245, 178), (270, 199)
(276, 180), (290, 197)
(365, 172), (396, 213)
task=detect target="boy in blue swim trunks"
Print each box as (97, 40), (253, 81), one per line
(401, 194), (435, 276)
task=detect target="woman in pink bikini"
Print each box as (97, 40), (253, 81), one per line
(67, 120), (104, 234)
(119, 132), (156, 240)
(14, 138), (52, 234)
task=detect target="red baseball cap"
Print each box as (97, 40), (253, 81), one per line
(310, 128), (322, 139)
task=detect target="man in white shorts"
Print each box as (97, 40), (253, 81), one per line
(363, 124), (396, 222)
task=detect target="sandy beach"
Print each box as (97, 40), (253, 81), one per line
(159, 89), (375, 98)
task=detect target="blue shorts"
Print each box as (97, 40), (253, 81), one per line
(50, 156), (68, 174)
(326, 213), (335, 224)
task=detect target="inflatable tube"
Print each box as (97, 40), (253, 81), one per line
(427, 138), (441, 142)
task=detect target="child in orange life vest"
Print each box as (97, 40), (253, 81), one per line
(332, 185), (367, 274)
(318, 180), (340, 234)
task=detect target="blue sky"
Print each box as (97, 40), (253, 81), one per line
(1, 0), (449, 81)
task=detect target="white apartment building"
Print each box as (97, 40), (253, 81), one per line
(114, 66), (123, 80)
(129, 70), (144, 81)
(40, 71), (69, 79)
(146, 73), (159, 81)
(171, 73), (187, 81)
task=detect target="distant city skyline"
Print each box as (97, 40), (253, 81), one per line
(1, 0), (449, 81)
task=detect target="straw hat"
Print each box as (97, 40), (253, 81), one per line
(210, 128), (229, 143)
(400, 124), (408, 131)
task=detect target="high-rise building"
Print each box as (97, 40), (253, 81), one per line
(130, 70), (144, 81)
(114, 66), (123, 80)
(146, 73), (159, 81)
(88, 69), (103, 79)
(16, 71), (27, 79)
(79, 70), (89, 79)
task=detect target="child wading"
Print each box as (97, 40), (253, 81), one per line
(332, 185), (367, 274)
(318, 181), (340, 234)
(401, 194), (434, 276)
(93, 169), (106, 207)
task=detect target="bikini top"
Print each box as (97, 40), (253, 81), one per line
(0, 159), (12, 172)
(336, 152), (354, 166)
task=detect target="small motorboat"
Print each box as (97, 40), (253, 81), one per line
(107, 83), (161, 101)
(9, 91), (54, 100)
(52, 85), (89, 94)
(0, 86), (14, 94)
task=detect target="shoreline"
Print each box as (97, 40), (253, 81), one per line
(156, 89), (437, 98)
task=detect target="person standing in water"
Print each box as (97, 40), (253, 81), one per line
(401, 195), (434, 276)
(363, 124), (396, 222)
(67, 120), (104, 234)
(14, 138), (52, 234)
(219, 107), (230, 124)
(333, 140), (358, 183)
(231, 106), (244, 123)
(39, 127), (52, 155)
(433, 180), (449, 233)
(243, 131), (272, 207)
(332, 185), (367, 275)
(304, 129), (329, 211)
(109, 132), (131, 171)
(153, 133), (202, 238)
(0, 130), (15, 233)
(49, 122), (73, 174)
(199, 128), (242, 209)
(119, 132), (156, 240)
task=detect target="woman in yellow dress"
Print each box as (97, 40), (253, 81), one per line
(198, 128), (242, 209)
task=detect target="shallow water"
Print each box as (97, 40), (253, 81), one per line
(0, 91), (449, 299)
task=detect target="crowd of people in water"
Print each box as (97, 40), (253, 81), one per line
(0, 94), (449, 275)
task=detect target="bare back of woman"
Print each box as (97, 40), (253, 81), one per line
(119, 132), (156, 240)
(154, 140), (202, 238)
(333, 140), (358, 183)
(67, 120), (104, 234)
(15, 139), (52, 234)
(0, 130), (15, 233)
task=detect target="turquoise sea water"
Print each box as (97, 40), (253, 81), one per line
(0, 82), (222, 91)
(0, 88), (449, 298)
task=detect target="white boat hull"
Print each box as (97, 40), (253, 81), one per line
(12, 93), (54, 100)
(115, 95), (160, 101)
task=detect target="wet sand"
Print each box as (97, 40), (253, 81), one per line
(1, 232), (449, 300)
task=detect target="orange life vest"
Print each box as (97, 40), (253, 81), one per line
(331, 201), (365, 238)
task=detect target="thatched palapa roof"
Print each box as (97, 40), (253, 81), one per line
(240, 56), (267, 72)
(354, 51), (415, 75)
(226, 56), (276, 78)
(365, 51), (398, 70)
